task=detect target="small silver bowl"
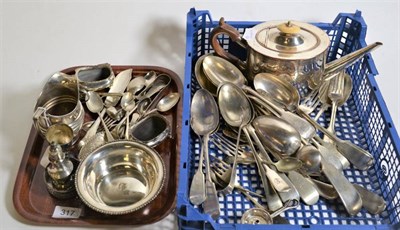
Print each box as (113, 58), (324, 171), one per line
(75, 140), (165, 215)
(130, 114), (170, 147)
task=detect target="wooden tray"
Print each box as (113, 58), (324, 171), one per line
(13, 65), (182, 226)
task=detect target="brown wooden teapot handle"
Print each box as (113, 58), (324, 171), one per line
(210, 17), (246, 71)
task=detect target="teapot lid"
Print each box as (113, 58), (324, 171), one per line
(244, 20), (330, 60)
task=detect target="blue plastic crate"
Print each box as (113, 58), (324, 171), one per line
(177, 8), (400, 230)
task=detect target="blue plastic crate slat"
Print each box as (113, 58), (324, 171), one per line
(178, 8), (400, 230)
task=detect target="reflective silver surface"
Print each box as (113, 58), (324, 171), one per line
(217, 83), (251, 128)
(202, 55), (246, 88)
(75, 140), (165, 215)
(45, 123), (74, 146)
(104, 68), (132, 107)
(130, 114), (170, 147)
(127, 75), (145, 94)
(296, 145), (322, 174)
(190, 89), (219, 136)
(156, 92), (180, 113)
(78, 131), (106, 161)
(195, 54), (218, 96)
(254, 73), (300, 112)
(33, 72), (84, 138)
(75, 63), (115, 91)
(190, 89), (220, 219)
(253, 115), (301, 156)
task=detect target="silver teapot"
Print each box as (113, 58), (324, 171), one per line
(211, 18), (381, 92)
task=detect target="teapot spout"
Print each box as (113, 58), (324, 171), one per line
(324, 42), (382, 79)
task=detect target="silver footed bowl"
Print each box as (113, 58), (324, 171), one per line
(75, 140), (165, 215)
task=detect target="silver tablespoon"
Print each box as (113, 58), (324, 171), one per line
(252, 115), (302, 157)
(246, 125), (300, 207)
(217, 82), (252, 195)
(190, 89), (220, 219)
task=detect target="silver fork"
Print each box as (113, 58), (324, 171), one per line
(211, 135), (252, 157)
(97, 114), (117, 132)
(299, 81), (329, 115)
(210, 155), (263, 198)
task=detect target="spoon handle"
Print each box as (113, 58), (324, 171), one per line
(311, 137), (344, 171)
(270, 200), (299, 218)
(353, 184), (386, 215)
(104, 69), (132, 107)
(245, 87), (281, 117)
(320, 157), (362, 215)
(306, 177), (338, 200)
(124, 113), (130, 140)
(243, 126), (283, 212)
(313, 135), (350, 169)
(237, 187), (265, 209)
(314, 104), (328, 120)
(287, 171), (319, 205)
(189, 136), (206, 205)
(327, 102), (338, 134)
(300, 110), (374, 170)
(202, 134), (220, 219)
(222, 125), (243, 195)
(246, 125), (290, 193)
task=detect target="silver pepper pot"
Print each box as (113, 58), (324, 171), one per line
(47, 144), (74, 186)
(44, 124), (76, 199)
